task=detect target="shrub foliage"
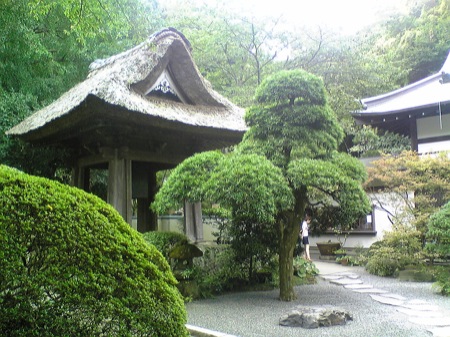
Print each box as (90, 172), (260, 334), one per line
(426, 201), (450, 258)
(365, 225), (423, 277)
(0, 165), (188, 337)
(142, 231), (187, 261)
(426, 202), (450, 296)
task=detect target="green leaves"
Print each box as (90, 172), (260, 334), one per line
(27, 0), (160, 44)
(351, 125), (411, 157)
(243, 70), (345, 169)
(366, 151), (450, 233)
(152, 152), (293, 284)
(152, 151), (225, 214)
(426, 201), (450, 257)
(207, 153), (293, 224)
(287, 156), (371, 229)
(255, 69), (327, 106)
(153, 151), (293, 224)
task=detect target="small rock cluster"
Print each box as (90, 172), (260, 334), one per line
(279, 306), (352, 329)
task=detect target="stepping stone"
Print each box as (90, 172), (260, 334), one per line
(427, 326), (450, 337)
(352, 288), (388, 294)
(320, 275), (344, 280)
(410, 316), (450, 326)
(344, 284), (373, 289)
(370, 294), (404, 306)
(407, 299), (429, 305)
(335, 272), (360, 279)
(343, 274), (361, 280)
(401, 303), (441, 312)
(378, 293), (407, 301)
(330, 278), (363, 286)
(396, 307), (444, 318)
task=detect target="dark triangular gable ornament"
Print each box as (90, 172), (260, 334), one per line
(145, 68), (187, 103)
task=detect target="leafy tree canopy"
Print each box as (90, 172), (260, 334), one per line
(152, 151), (293, 282)
(205, 153), (293, 224)
(241, 69), (370, 300)
(0, 0), (164, 177)
(241, 69), (344, 166)
(366, 151), (450, 234)
(376, 0), (450, 83)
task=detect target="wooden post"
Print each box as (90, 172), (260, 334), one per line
(72, 165), (89, 191)
(107, 148), (132, 226)
(193, 202), (203, 242)
(184, 201), (203, 242)
(133, 164), (158, 233)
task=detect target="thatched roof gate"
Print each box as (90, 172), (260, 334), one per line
(7, 28), (246, 238)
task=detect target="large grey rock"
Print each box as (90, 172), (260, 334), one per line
(279, 306), (352, 329)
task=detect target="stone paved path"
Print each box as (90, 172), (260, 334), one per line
(319, 269), (450, 337)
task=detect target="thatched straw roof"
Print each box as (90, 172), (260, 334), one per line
(6, 28), (246, 147)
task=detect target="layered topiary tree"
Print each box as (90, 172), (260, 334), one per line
(0, 165), (188, 337)
(238, 70), (371, 300)
(153, 70), (370, 301)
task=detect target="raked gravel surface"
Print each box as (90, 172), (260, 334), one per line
(186, 261), (450, 337)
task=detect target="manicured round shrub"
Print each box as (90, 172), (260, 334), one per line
(0, 165), (188, 337)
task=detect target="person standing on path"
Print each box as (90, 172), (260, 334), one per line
(301, 215), (311, 260)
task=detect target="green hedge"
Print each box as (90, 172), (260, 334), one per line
(0, 165), (188, 337)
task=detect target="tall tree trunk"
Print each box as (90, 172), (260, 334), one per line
(278, 217), (297, 301)
(278, 188), (306, 301)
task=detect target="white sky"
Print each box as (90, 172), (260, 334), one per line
(228, 0), (410, 34)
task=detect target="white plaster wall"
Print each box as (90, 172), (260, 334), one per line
(310, 191), (413, 249)
(417, 114), (450, 139)
(309, 234), (379, 249)
(416, 114), (450, 154)
(418, 140), (450, 154)
(157, 215), (219, 242)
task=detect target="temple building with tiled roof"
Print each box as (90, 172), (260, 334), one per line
(353, 53), (450, 154)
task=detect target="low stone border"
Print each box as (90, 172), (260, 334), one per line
(186, 324), (238, 337)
